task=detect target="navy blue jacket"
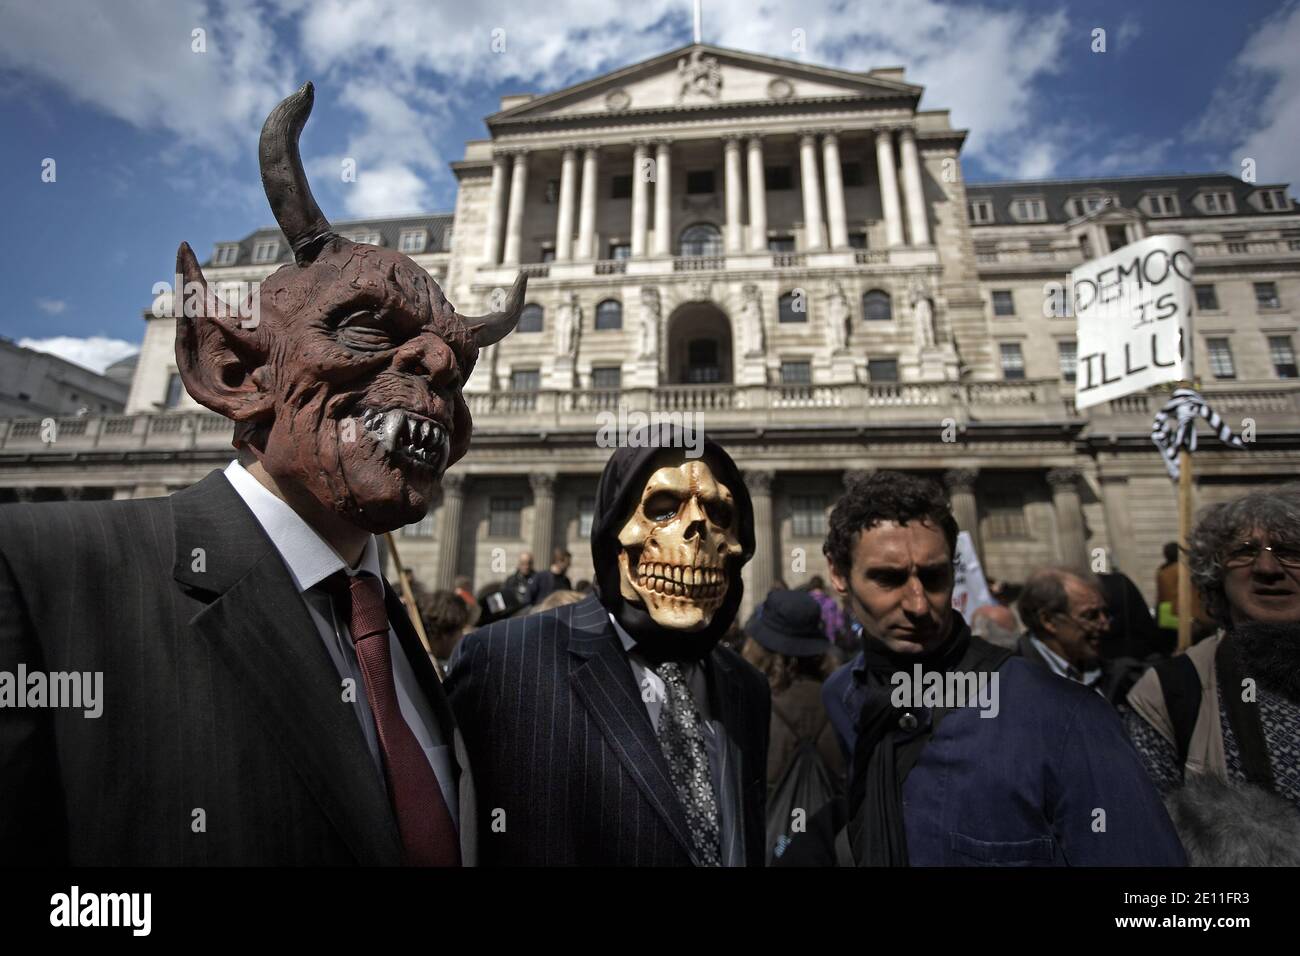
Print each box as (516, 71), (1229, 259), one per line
(812, 644), (1186, 866)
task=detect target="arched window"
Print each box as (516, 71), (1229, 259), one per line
(518, 303), (544, 333)
(862, 289), (892, 322)
(679, 222), (723, 257)
(778, 290), (806, 324)
(595, 299), (623, 330)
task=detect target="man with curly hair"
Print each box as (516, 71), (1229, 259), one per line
(1126, 485), (1300, 864)
(779, 470), (1183, 866)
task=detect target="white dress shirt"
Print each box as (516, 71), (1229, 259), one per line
(223, 461), (458, 831)
(1028, 634), (1102, 689)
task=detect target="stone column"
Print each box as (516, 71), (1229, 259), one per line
(576, 145), (599, 260)
(652, 140), (673, 256)
(898, 127), (931, 246)
(821, 131), (848, 248)
(529, 472), (556, 568)
(798, 132), (825, 251)
(631, 141), (650, 258)
(1047, 468), (1088, 568)
(723, 136), (744, 253)
(875, 129), (904, 248)
(502, 150), (529, 266)
(745, 469), (776, 598)
(554, 147), (578, 261)
(943, 469), (982, 563)
(746, 136), (767, 252)
(434, 472), (467, 590)
(483, 153), (509, 264)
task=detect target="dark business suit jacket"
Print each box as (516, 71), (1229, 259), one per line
(0, 470), (476, 865)
(446, 594), (770, 866)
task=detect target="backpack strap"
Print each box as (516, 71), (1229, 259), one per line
(1152, 654), (1201, 776)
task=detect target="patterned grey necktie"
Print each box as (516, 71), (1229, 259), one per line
(655, 661), (722, 867)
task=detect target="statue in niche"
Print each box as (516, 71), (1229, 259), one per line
(909, 277), (938, 349)
(639, 287), (660, 358)
(556, 291), (581, 357)
(826, 280), (850, 353)
(739, 284), (765, 356)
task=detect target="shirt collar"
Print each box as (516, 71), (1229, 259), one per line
(1028, 634), (1101, 685)
(223, 460), (380, 593)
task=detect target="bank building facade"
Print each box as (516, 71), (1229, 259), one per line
(3, 43), (1298, 615)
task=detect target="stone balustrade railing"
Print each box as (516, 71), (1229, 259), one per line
(2, 381), (1296, 454)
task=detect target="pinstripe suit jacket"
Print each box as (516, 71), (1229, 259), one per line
(0, 470), (477, 866)
(446, 594), (770, 866)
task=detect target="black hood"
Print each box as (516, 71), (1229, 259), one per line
(590, 428), (755, 662)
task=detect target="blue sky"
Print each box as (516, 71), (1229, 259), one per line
(1, 0), (1297, 371)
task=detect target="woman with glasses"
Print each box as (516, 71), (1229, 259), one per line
(1125, 485), (1300, 864)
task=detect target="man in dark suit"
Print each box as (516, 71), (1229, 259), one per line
(0, 82), (528, 865)
(447, 433), (770, 865)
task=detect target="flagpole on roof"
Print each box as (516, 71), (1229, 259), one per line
(694, 0), (702, 43)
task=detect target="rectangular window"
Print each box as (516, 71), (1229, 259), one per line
(1011, 198), (1046, 222)
(1257, 188), (1289, 211)
(840, 163), (864, 188)
(401, 513), (436, 538)
(791, 495), (828, 537)
(1255, 281), (1281, 309)
(1147, 193), (1179, 216)
(578, 496), (596, 538)
(488, 497), (523, 538)
(999, 342), (1025, 380)
(1195, 284), (1220, 311)
(1202, 191), (1234, 214)
(510, 369), (540, 391)
(591, 366), (622, 389)
(984, 490), (1029, 540)
(1269, 336), (1298, 378)
(867, 358), (899, 383)
(847, 231), (868, 249)
(968, 200), (993, 224)
(992, 290), (1015, 316)
(610, 174), (632, 200)
(767, 235), (795, 252)
(398, 230), (427, 253)
(1207, 338), (1236, 379)
(540, 247), (556, 263)
(780, 360), (811, 385)
(608, 242), (631, 260)
(544, 178), (560, 203)
(1058, 341), (1078, 383)
(213, 244), (239, 266)
(1105, 225), (1128, 253)
(252, 239), (280, 263)
(765, 166), (793, 191)
(686, 169), (715, 194)
(164, 372), (183, 409)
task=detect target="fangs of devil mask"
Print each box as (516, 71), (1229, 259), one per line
(173, 83), (527, 533)
(591, 432), (755, 663)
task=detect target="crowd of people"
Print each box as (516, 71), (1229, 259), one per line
(408, 473), (1300, 866)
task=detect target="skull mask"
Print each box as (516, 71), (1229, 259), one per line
(616, 460), (743, 631)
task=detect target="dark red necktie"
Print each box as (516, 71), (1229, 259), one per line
(329, 571), (460, 867)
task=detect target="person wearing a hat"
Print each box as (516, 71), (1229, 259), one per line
(742, 590), (845, 796)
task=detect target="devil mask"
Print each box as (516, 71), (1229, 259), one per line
(591, 430), (755, 662)
(174, 83), (526, 533)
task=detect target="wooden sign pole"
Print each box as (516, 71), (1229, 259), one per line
(384, 531), (443, 681)
(1176, 444), (1194, 654)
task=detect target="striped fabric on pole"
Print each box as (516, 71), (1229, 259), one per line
(1150, 386), (1246, 481)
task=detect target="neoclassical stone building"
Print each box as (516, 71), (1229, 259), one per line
(2, 43), (1298, 615)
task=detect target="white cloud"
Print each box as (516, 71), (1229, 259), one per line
(18, 336), (140, 375)
(35, 298), (67, 315)
(1193, 3), (1300, 189)
(0, 0), (293, 156)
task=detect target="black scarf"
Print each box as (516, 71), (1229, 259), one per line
(589, 429), (755, 663)
(847, 614), (973, 866)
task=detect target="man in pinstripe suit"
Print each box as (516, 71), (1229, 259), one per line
(447, 434), (771, 866)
